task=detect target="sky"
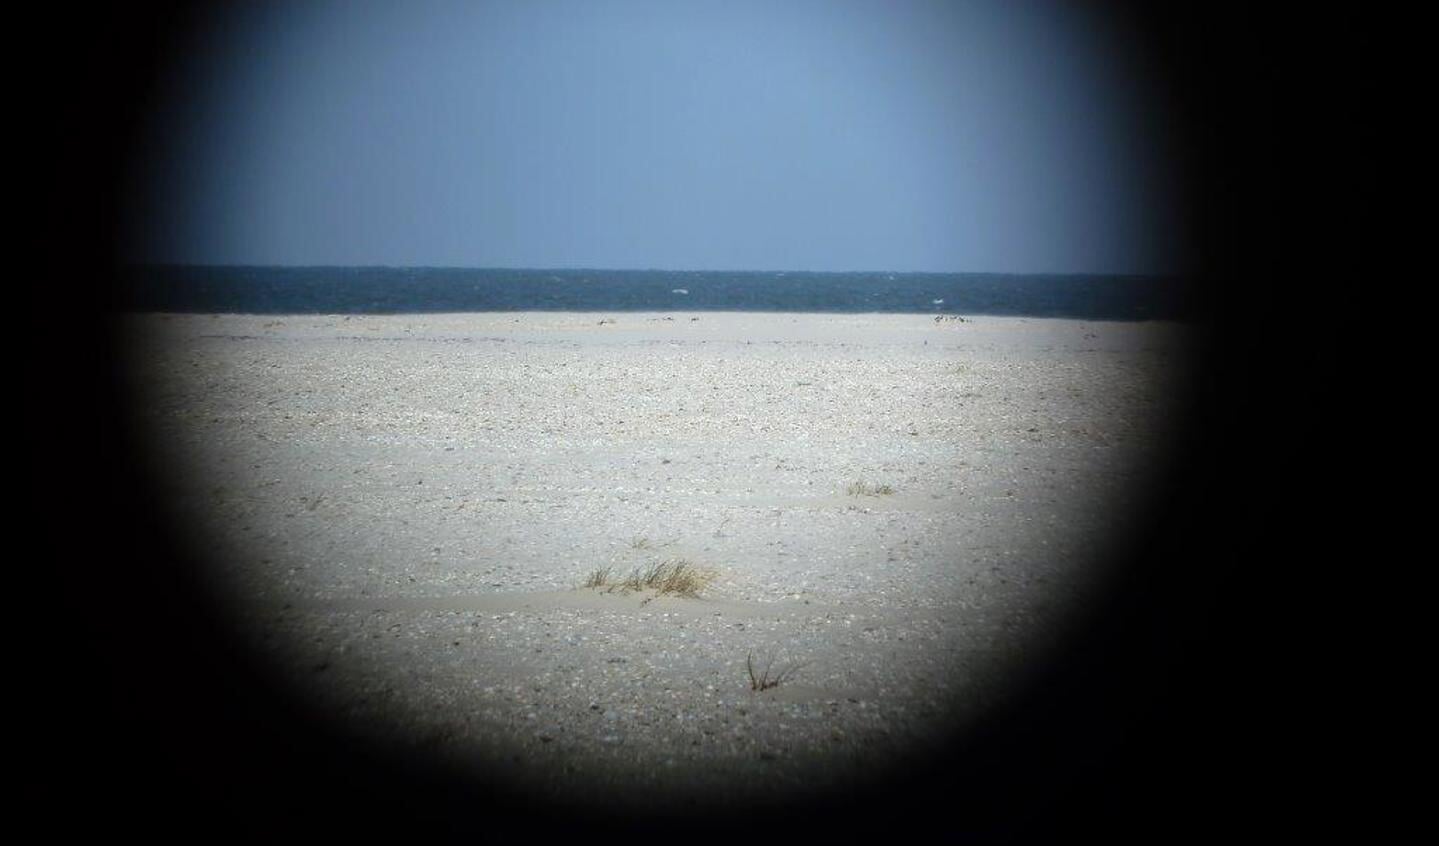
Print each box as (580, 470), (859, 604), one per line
(131, 0), (1181, 273)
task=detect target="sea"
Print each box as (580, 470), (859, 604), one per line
(121, 266), (1194, 321)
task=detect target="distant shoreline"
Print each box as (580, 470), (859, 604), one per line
(119, 265), (1197, 321)
(125, 262), (1181, 279)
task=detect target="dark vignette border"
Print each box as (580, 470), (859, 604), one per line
(28, 2), (1360, 840)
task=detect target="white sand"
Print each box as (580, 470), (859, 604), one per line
(118, 311), (1192, 809)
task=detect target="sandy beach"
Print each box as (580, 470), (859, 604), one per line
(117, 311), (1192, 812)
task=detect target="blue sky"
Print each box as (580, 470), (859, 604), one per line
(132, 0), (1180, 273)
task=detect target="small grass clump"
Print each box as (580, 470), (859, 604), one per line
(582, 558), (715, 598)
(846, 480), (895, 497)
(747, 652), (805, 691)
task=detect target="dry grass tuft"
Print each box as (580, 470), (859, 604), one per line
(582, 558), (715, 598)
(846, 479), (895, 497)
(747, 652), (805, 691)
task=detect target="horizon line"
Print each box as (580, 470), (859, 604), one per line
(126, 262), (1185, 279)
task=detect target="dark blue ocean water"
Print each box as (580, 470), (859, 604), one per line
(122, 266), (1193, 320)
